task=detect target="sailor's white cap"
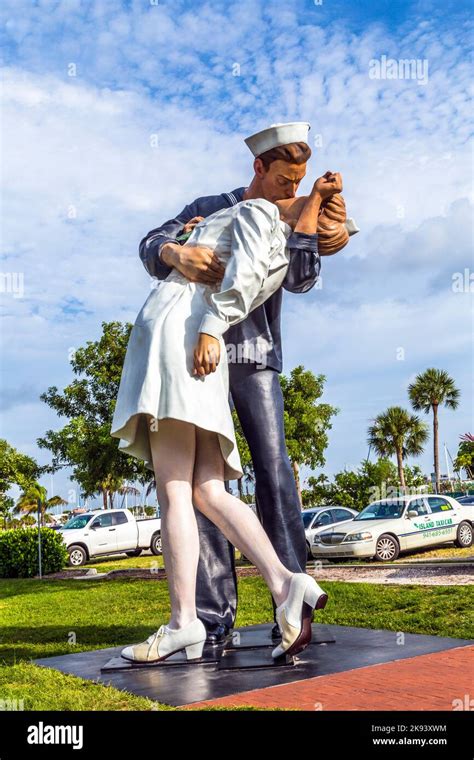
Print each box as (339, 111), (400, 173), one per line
(244, 121), (311, 157)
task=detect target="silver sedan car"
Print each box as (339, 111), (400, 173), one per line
(302, 506), (359, 559)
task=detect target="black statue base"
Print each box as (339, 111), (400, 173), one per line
(100, 622), (334, 672)
(217, 647), (294, 670)
(33, 623), (472, 707)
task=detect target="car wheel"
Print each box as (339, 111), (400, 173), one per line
(68, 545), (87, 567)
(375, 534), (400, 562)
(306, 542), (313, 560)
(150, 533), (162, 555)
(454, 521), (473, 548)
(125, 549), (142, 557)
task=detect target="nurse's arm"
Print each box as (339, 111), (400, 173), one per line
(197, 200), (276, 343)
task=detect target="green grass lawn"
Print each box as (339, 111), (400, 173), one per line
(59, 551), (254, 572)
(0, 575), (472, 711)
(71, 553), (166, 571)
(53, 542), (474, 575)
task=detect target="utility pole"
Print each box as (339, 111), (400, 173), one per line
(37, 498), (42, 579)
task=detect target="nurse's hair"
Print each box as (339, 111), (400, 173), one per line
(276, 193), (350, 256)
(257, 142), (312, 170)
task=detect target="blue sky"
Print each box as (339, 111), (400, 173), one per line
(1, 0), (472, 507)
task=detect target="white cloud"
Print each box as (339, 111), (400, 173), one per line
(1, 1), (472, 499)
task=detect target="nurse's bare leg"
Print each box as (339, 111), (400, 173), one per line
(192, 427), (293, 607)
(148, 417), (199, 629)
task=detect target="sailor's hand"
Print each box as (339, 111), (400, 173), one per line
(161, 242), (225, 284)
(182, 216), (204, 234)
(193, 334), (221, 376)
(313, 172), (343, 200)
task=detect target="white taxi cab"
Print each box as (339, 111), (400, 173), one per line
(311, 495), (473, 562)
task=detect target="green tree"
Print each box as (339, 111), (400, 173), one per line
(408, 369), (460, 492)
(454, 434), (474, 480)
(0, 495), (14, 530)
(14, 482), (67, 526)
(231, 409), (254, 500)
(0, 440), (41, 499)
(302, 458), (399, 510)
(301, 473), (332, 507)
(403, 464), (428, 489)
(280, 366), (338, 506)
(367, 406), (428, 489)
(38, 322), (154, 508)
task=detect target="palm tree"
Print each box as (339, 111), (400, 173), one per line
(408, 369), (460, 493)
(118, 484), (140, 509)
(16, 515), (36, 528)
(145, 480), (156, 502)
(14, 482), (67, 526)
(367, 407), (428, 490)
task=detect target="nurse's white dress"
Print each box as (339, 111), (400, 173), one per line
(110, 198), (292, 480)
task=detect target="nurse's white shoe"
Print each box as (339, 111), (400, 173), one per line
(121, 618), (207, 663)
(271, 573), (328, 659)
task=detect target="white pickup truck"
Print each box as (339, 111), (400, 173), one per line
(58, 508), (162, 566)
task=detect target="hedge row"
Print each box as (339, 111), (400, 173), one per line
(0, 528), (68, 578)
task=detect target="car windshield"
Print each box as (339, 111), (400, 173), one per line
(61, 515), (93, 530)
(302, 511), (317, 528)
(354, 501), (405, 520)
